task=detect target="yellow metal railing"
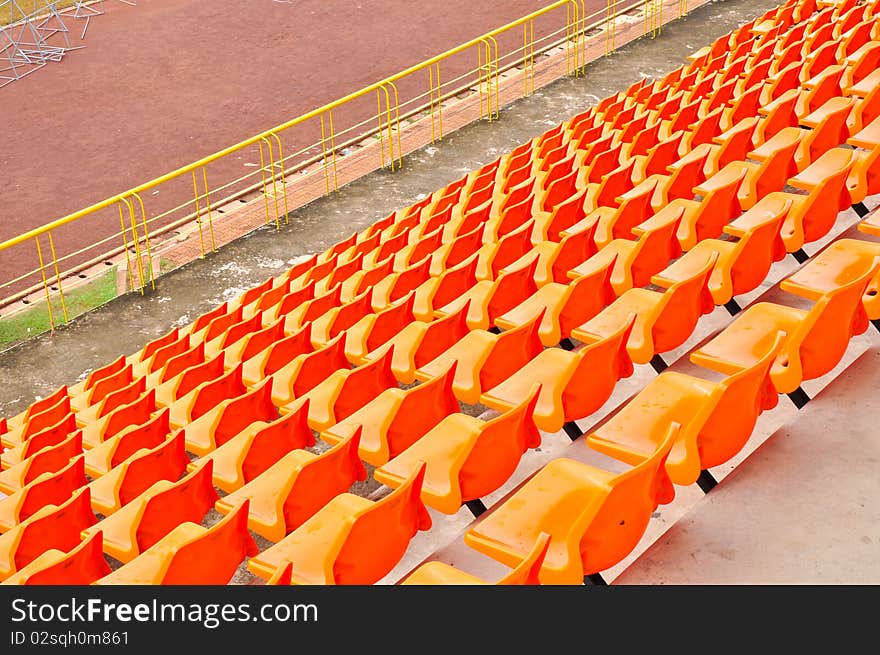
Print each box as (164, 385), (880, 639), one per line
(0, 0), (688, 337)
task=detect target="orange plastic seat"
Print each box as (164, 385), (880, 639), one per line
(221, 318), (286, 371)
(126, 327), (180, 371)
(0, 456), (86, 531)
(369, 302), (471, 384)
(481, 316), (634, 433)
(496, 255), (616, 347)
(399, 533), (552, 585)
(313, 252), (366, 297)
(429, 223), (485, 276)
(96, 501), (257, 585)
(413, 252), (479, 320)
(215, 430), (366, 541)
(228, 276), (275, 314)
(189, 399), (314, 493)
(779, 238), (880, 319)
(2, 385), (67, 434)
(532, 186), (590, 243)
(179, 379), (275, 455)
(765, 147), (854, 251)
(203, 313), (264, 360)
(287, 345), (398, 432)
(588, 177), (659, 248)
(435, 255), (540, 331)
(339, 254), (395, 304)
(74, 377), (146, 427)
(80, 389), (157, 450)
(653, 195), (790, 305)
(180, 302), (228, 339)
(413, 310), (544, 404)
(0, 488), (97, 582)
(83, 409), (170, 479)
(241, 322), (314, 387)
(321, 363), (459, 466)
(690, 261), (878, 394)
(672, 163), (747, 251)
(794, 97), (856, 171)
(501, 227), (597, 287)
(464, 425), (676, 584)
(190, 305), (245, 346)
(132, 333), (192, 379)
(268, 333), (349, 407)
(1, 394), (72, 447)
(1, 416), (78, 471)
(0, 530), (110, 585)
(375, 387), (541, 514)
(282, 283), (344, 331)
(0, 431), (82, 495)
(263, 279), (316, 323)
(572, 253), (716, 365)
(247, 464), (431, 585)
(167, 363), (247, 430)
(82, 462), (219, 564)
(240, 278), (294, 320)
(576, 204), (684, 295)
(587, 332), (783, 485)
(69, 363), (134, 413)
(68, 354), (126, 398)
(344, 293), (416, 365)
(474, 220), (536, 281)
(144, 339), (205, 392)
(88, 433), (189, 516)
(153, 351), (223, 409)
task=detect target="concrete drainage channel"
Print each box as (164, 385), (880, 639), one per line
(0, 0), (785, 584)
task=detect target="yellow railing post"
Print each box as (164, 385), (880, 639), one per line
(118, 200), (137, 289)
(45, 231), (69, 324)
(131, 192), (156, 291)
(387, 81), (403, 170)
(122, 197), (147, 294)
(269, 133), (291, 224)
(429, 62), (444, 143)
(606, 0), (618, 55)
(256, 139), (274, 227)
(190, 169), (208, 258)
(260, 136), (281, 229)
(523, 19), (535, 96)
(376, 85), (396, 170)
(33, 235), (57, 331)
(201, 167), (217, 251)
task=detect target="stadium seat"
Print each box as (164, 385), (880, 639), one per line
(374, 386), (541, 514)
(69, 363), (134, 413)
(480, 315), (635, 433)
(181, 380), (277, 456)
(572, 253), (717, 365)
(241, 322), (314, 387)
(80, 389), (158, 450)
(83, 409), (171, 479)
(96, 501), (257, 585)
(214, 429), (366, 541)
(399, 533), (552, 585)
(1, 416), (79, 470)
(87, 433), (188, 516)
(321, 363), (460, 466)
(82, 462), (218, 564)
(586, 332), (783, 485)
(344, 292), (417, 365)
(0, 456), (86, 531)
(0, 488), (97, 582)
(166, 363), (247, 429)
(1, 394), (72, 447)
(67, 354), (126, 398)
(267, 333), (349, 407)
(0, 431), (82, 495)
(153, 351), (224, 409)
(247, 463), (431, 585)
(74, 377), (147, 428)
(0, 530), (110, 585)
(464, 425), (676, 584)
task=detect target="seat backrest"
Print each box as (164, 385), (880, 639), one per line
(544, 187), (589, 242)
(579, 423), (677, 573)
(240, 398), (315, 484)
(643, 130), (686, 178)
(480, 310), (545, 392)
(86, 364), (134, 407)
(283, 429), (367, 531)
(334, 463), (431, 585)
(172, 351), (223, 400)
(213, 380), (277, 446)
(366, 293), (416, 353)
(459, 385), (541, 503)
(18, 456), (86, 523)
(189, 363), (247, 422)
(301, 283), (343, 324)
(144, 334), (192, 375)
(20, 414), (78, 456)
(551, 227), (598, 283)
(387, 364), (461, 459)
(107, 409), (171, 470)
(292, 334), (349, 397)
(14, 487), (97, 570)
(116, 432), (189, 507)
(20, 395), (72, 440)
(136, 462), (219, 553)
(327, 289), (374, 339)
(388, 256), (433, 304)
(263, 322), (314, 377)
(334, 347), (398, 424)
(160, 500), (258, 585)
(239, 319), (287, 364)
(486, 254), (540, 322)
(652, 252), (717, 352)
(559, 255), (617, 336)
(274, 278), (316, 317)
(488, 220), (536, 278)
(413, 302), (472, 368)
(497, 532), (553, 585)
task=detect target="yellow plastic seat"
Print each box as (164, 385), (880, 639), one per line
(96, 501), (257, 585)
(464, 425), (676, 584)
(374, 387), (541, 514)
(2, 394), (72, 447)
(0, 430), (82, 495)
(247, 464), (431, 585)
(83, 410), (170, 479)
(399, 533), (552, 585)
(0, 456), (86, 532)
(1, 416), (79, 471)
(240, 322), (314, 387)
(214, 430), (366, 541)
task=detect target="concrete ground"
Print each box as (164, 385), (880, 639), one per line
(4, 0), (876, 585)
